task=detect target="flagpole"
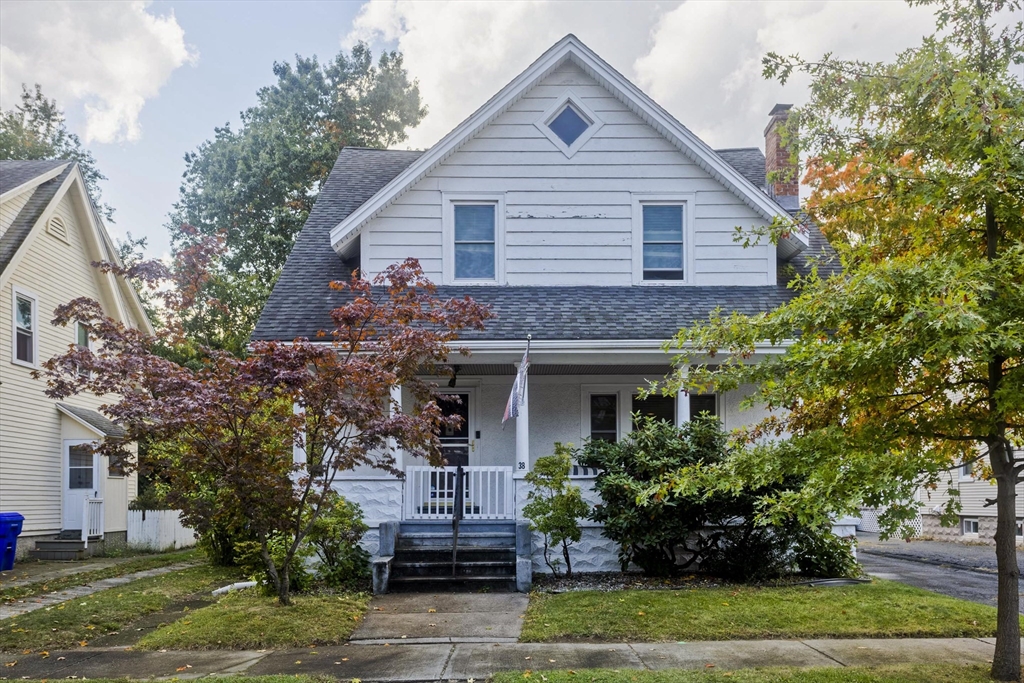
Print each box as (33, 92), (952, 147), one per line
(514, 334), (531, 478)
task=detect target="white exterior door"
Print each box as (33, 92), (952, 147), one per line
(62, 440), (99, 531)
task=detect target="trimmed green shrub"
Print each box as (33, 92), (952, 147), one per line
(523, 445), (590, 577)
(306, 494), (371, 589)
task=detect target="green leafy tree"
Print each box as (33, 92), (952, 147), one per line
(0, 84), (112, 220)
(523, 445), (589, 577)
(654, 1), (1024, 678)
(167, 44), (426, 352)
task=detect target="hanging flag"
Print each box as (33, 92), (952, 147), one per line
(502, 338), (531, 424)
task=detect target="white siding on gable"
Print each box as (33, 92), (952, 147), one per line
(361, 62), (775, 287)
(0, 189), (33, 238)
(0, 190), (136, 537)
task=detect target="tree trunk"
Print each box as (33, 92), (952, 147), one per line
(990, 441), (1020, 681)
(277, 562), (291, 606)
(562, 540), (573, 578)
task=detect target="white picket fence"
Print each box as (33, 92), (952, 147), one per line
(127, 509), (196, 551)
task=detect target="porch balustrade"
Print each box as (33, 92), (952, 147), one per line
(81, 498), (104, 546)
(405, 466), (514, 520)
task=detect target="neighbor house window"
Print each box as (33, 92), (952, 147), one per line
(960, 460), (975, 480)
(961, 517), (979, 535)
(1017, 519), (1023, 539)
(108, 452), (126, 478)
(689, 394), (718, 420)
(589, 394), (618, 443)
(12, 287), (37, 366)
(642, 205), (684, 281)
(632, 393), (675, 429)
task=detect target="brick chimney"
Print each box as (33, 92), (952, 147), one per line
(764, 103), (798, 211)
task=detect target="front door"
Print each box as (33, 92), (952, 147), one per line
(62, 440), (99, 531)
(438, 392), (471, 467)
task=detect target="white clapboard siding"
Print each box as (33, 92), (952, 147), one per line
(127, 509), (197, 551)
(0, 190), (138, 536)
(360, 61), (774, 287)
(0, 189), (33, 238)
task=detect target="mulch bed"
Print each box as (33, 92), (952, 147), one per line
(531, 572), (818, 593)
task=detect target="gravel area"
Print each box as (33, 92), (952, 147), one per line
(532, 572), (733, 593)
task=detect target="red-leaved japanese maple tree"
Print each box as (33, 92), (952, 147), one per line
(38, 242), (491, 604)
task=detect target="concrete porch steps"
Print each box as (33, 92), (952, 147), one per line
(389, 520), (519, 592)
(29, 539), (89, 561)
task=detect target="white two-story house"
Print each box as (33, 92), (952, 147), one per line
(253, 35), (839, 590)
(0, 160), (152, 559)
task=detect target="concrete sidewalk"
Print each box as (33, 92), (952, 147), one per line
(1, 638), (1015, 681)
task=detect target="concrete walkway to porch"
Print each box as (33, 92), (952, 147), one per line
(350, 592), (530, 643)
(1, 638), (1014, 681)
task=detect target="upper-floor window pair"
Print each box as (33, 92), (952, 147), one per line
(11, 286), (90, 369)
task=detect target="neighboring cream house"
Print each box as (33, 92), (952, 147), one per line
(0, 160), (152, 558)
(916, 463), (1024, 545)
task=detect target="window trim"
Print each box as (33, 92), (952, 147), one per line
(534, 89), (603, 159)
(631, 194), (696, 285)
(442, 193), (506, 285)
(961, 517), (979, 536)
(959, 460), (976, 482)
(581, 385), (708, 442)
(11, 285), (40, 369)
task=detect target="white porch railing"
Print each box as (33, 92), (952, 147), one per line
(81, 498), (104, 545)
(405, 466), (514, 520)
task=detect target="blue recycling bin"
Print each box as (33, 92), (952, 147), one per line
(0, 512), (25, 571)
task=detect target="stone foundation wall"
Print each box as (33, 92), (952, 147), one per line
(920, 513), (1022, 545)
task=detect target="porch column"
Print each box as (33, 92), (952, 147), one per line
(514, 364), (529, 478)
(390, 384), (404, 472)
(675, 367), (690, 425)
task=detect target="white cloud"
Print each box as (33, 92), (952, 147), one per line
(345, 0), (673, 150)
(346, 0), (1010, 153)
(0, 0), (196, 144)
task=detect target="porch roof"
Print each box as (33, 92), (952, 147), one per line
(57, 403), (125, 439)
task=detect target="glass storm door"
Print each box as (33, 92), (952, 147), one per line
(63, 441), (99, 531)
(438, 392), (471, 468)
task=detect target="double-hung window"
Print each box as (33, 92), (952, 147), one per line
(76, 322), (91, 377)
(12, 287), (37, 367)
(632, 196), (691, 284)
(444, 195), (504, 284)
(589, 394), (619, 443)
(454, 205), (496, 280)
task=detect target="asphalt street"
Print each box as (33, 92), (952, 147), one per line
(857, 533), (1022, 613)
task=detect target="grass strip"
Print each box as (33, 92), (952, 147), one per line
(522, 579), (1015, 642)
(492, 664), (991, 682)
(138, 589), (370, 650)
(0, 563), (239, 652)
(0, 549), (200, 602)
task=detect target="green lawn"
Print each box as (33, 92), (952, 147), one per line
(491, 664), (991, 683)
(137, 589), (370, 650)
(522, 579), (1014, 642)
(0, 549), (200, 603)
(0, 563), (240, 652)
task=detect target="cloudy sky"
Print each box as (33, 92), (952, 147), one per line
(1, 0), (1013, 258)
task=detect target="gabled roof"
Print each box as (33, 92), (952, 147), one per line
(0, 162), (74, 274)
(328, 34), (809, 260)
(57, 402), (125, 438)
(0, 160), (69, 198)
(253, 145), (831, 343)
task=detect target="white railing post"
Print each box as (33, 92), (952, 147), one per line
(81, 498), (89, 548)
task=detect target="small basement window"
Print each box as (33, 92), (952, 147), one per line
(962, 517), (979, 535)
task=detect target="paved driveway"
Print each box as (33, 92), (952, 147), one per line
(857, 533), (1022, 613)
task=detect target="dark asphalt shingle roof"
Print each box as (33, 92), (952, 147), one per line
(0, 160), (69, 195)
(253, 145), (838, 342)
(0, 162), (75, 275)
(57, 403), (126, 438)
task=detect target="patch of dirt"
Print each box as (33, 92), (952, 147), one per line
(86, 597), (214, 648)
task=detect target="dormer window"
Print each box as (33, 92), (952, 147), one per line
(536, 91), (603, 158)
(548, 104), (590, 147)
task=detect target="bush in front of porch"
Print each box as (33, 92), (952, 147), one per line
(577, 415), (857, 581)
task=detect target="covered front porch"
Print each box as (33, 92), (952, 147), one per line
(333, 340), (781, 576)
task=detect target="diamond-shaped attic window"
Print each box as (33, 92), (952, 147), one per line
(548, 104), (590, 146)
